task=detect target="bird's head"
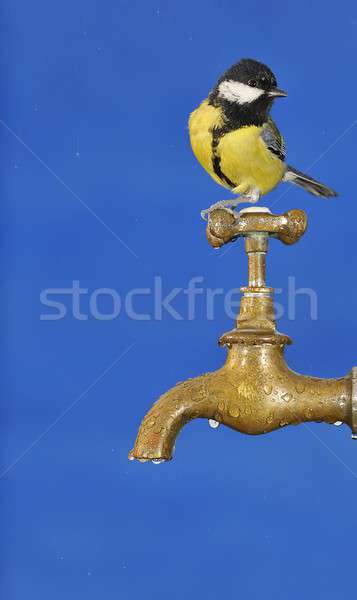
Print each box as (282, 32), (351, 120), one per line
(211, 59), (286, 121)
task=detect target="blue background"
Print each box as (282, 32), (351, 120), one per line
(1, 1), (357, 598)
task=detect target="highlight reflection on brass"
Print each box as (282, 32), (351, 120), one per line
(129, 207), (356, 463)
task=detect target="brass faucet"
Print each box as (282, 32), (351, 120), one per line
(129, 207), (357, 463)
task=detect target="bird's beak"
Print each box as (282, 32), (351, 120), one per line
(268, 87), (287, 98)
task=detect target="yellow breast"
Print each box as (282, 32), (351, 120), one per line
(189, 99), (285, 196)
(219, 127), (285, 195)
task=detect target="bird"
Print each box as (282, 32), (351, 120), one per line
(188, 58), (337, 217)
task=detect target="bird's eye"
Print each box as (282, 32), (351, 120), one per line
(248, 79), (257, 87)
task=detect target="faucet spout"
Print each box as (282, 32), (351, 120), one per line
(129, 374), (218, 462)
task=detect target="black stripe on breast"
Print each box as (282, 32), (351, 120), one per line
(211, 126), (236, 188)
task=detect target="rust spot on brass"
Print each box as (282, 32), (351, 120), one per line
(129, 207), (356, 463)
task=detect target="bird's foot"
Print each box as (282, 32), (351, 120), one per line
(200, 190), (261, 221)
(200, 200), (237, 221)
(232, 187), (261, 205)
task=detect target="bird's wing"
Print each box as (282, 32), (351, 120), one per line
(260, 117), (285, 162)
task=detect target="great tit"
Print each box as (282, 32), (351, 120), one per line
(189, 58), (337, 216)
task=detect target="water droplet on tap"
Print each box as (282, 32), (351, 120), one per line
(334, 421), (343, 426)
(209, 419), (220, 429)
(152, 459), (164, 464)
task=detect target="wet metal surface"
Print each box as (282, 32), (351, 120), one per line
(129, 208), (355, 462)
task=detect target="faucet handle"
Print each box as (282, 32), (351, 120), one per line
(206, 207), (307, 249)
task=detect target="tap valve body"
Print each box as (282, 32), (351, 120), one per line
(129, 207), (357, 463)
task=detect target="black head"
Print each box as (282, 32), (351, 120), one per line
(209, 58), (287, 126)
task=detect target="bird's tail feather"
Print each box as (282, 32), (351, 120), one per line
(283, 166), (338, 197)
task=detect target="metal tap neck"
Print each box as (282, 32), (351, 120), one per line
(245, 234), (269, 289)
(205, 205), (307, 345)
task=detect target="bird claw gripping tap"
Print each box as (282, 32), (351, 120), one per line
(129, 207), (357, 463)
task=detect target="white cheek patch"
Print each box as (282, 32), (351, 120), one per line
(218, 80), (265, 104)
